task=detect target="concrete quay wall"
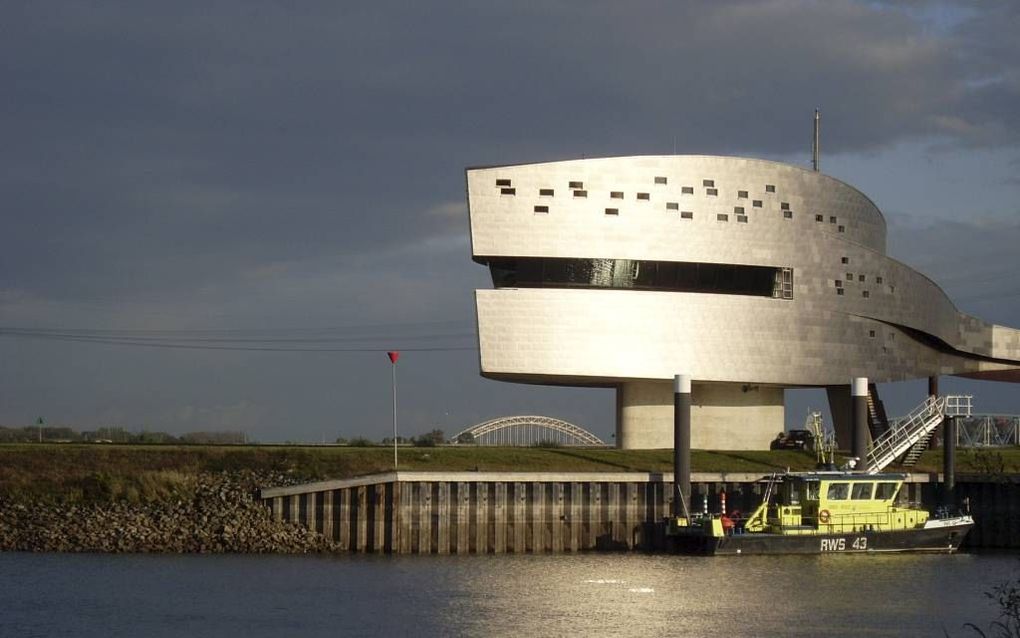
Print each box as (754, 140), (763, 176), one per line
(259, 472), (1019, 554)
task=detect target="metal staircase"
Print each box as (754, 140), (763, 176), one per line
(900, 430), (936, 467)
(866, 394), (972, 474)
(866, 383), (891, 440)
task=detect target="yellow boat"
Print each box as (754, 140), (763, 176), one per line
(667, 471), (973, 555)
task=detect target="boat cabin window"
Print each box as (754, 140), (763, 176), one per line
(826, 483), (849, 500)
(780, 480), (803, 505)
(851, 483), (874, 500)
(875, 482), (899, 500)
(805, 481), (819, 501)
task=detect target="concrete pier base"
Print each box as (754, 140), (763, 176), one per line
(617, 381), (782, 450)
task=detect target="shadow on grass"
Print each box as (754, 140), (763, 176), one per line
(544, 449), (657, 472)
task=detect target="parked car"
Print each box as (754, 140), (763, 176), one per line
(770, 429), (815, 451)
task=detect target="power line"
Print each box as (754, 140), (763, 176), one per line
(0, 318), (480, 353)
(0, 330), (478, 353)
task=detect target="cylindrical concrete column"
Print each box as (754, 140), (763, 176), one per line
(928, 376), (939, 398)
(851, 377), (869, 472)
(673, 374), (691, 518)
(943, 415), (956, 508)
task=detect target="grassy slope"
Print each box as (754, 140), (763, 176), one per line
(0, 444), (1016, 503)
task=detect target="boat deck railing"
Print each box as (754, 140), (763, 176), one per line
(726, 508), (930, 535)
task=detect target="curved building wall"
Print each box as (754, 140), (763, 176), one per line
(466, 155), (1020, 449)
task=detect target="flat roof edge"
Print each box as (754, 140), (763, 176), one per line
(258, 470), (958, 498)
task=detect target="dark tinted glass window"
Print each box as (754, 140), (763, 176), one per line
(486, 257), (786, 297)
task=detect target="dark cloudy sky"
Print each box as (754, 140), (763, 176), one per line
(2, 1), (1019, 442)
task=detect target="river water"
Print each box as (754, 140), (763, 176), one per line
(1, 552), (1016, 637)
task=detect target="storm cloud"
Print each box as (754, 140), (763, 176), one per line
(2, 1), (1018, 439)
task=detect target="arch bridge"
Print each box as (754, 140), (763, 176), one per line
(452, 416), (606, 447)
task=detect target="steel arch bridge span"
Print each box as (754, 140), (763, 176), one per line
(452, 416), (606, 447)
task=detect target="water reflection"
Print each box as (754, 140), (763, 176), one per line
(1, 552), (1014, 638)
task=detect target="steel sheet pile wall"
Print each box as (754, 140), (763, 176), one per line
(261, 472), (1019, 553)
(955, 481), (1020, 549)
(262, 472), (766, 554)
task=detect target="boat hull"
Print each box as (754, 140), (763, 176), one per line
(670, 522), (973, 556)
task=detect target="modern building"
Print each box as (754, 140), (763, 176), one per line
(465, 155), (1020, 449)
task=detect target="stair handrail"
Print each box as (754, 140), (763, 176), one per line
(867, 395), (945, 473)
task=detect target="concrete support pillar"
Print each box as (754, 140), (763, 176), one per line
(617, 380), (782, 450)
(851, 377), (869, 472)
(928, 376), (939, 398)
(943, 415), (956, 508)
(673, 374), (691, 518)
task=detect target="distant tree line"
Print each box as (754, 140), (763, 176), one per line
(341, 429), (448, 447)
(0, 425), (247, 444)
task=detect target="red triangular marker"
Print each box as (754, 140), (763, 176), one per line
(387, 351), (400, 364)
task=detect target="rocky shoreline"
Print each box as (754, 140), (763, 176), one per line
(0, 471), (337, 553)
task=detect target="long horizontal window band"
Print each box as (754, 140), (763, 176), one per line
(482, 257), (793, 298)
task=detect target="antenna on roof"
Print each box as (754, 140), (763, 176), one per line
(812, 109), (820, 172)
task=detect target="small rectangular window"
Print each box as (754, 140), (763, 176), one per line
(752, 200), (762, 208)
(738, 190), (748, 198)
(500, 187), (516, 195)
(681, 186), (694, 194)
(876, 276), (883, 284)
(654, 176), (667, 185)
(604, 207), (618, 215)
(827, 483), (849, 500)
(781, 202), (790, 210)
(859, 274), (865, 282)
(734, 206), (745, 214)
(783, 211), (793, 219)
(496, 178), (511, 187)
(869, 330), (876, 338)
(847, 273), (853, 279)
(703, 179), (715, 187)
(830, 216), (837, 224)
(838, 225), (845, 233)
(717, 213), (729, 221)
(680, 211), (693, 219)
(706, 188), (718, 196)
(765, 184), (776, 193)
(666, 202), (679, 210)
(889, 285), (895, 294)
(610, 191), (624, 199)
(737, 215), (748, 223)
(569, 181), (583, 189)
(841, 257), (848, 264)
(539, 188), (554, 197)
(837, 288), (844, 296)
(862, 290), (870, 298)
(851, 483), (874, 500)
(876, 483), (898, 500)
(637, 192), (650, 200)
(533, 205), (548, 214)
(573, 190), (587, 198)
(815, 214), (824, 222)
(835, 280), (842, 288)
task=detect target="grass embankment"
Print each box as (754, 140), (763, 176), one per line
(1, 444), (1016, 505)
(0, 445), (816, 504)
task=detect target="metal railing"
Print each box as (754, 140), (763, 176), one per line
(867, 395), (946, 473)
(867, 394), (974, 472)
(956, 414), (1020, 447)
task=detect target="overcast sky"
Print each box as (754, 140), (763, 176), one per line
(2, 0), (1019, 442)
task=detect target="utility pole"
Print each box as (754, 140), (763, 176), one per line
(36, 417), (44, 443)
(387, 351), (400, 468)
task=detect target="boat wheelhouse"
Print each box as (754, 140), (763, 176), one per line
(667, 471), (973, 555)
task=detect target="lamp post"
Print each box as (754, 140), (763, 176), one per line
(387, 351), (400, 468)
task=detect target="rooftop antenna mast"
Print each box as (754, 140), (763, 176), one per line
(812, 109), (820, 172)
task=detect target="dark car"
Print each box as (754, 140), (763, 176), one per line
(770, 429), (815, 451)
